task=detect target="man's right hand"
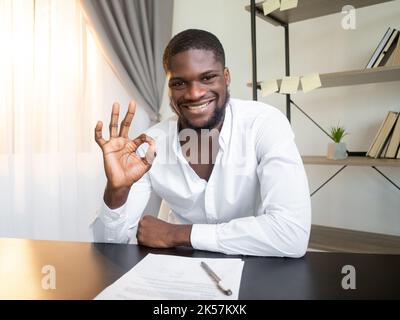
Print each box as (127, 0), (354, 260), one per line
(95, 101), (156, 208)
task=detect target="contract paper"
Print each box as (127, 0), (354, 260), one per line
(95, 253), (244, 300)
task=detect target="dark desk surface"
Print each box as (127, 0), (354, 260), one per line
(1, 238), (399, 299)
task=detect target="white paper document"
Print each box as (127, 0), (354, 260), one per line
(95, 254), (244, 300)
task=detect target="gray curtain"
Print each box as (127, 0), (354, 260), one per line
(80, 0), (173, 122)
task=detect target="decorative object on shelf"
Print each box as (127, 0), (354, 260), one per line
(327, 124), (348, 160)
(300, 73), (321, 93)
(262, 0), (280, 16)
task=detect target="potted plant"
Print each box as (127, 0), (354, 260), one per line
(327, 123), (348, 160)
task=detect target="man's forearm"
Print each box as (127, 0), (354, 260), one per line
(103, 182), (130, 209)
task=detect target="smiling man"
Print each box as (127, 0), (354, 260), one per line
(93, 29), (311, 257)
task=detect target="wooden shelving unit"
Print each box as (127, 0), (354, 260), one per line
(248, 65), (400, 91)
(302, 156), (400, 167)
(309, 225), (400, 254)
(245, 0), (395, 26)
(246, 0), (400, 253)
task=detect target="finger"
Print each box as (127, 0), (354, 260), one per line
(94, 121), (106, 147)
(130, 134), (157, 166)
(143, 136), (157, 165)
(119, 101), (136, 138)
(130, 133), (148, 152)
(109, 102), (120, 138)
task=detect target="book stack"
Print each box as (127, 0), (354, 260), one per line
(367, 111), (400, 159)
(365, 27), (400, 68)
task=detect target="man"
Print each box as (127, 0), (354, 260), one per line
(93, 29), (311, 257)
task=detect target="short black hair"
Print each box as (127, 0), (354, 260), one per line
(163, 29), (225, 72)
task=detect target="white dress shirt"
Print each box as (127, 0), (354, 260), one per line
(92, 98), (311, 257)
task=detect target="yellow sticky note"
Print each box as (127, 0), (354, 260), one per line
(262, 0), (280, 16)
(261, 80), (279, 97)
(301, 73), (322, 93)
(280, 0), (298, 11)
(279, 76), (299, 94)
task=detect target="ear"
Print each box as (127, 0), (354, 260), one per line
(224, 67), (231, 86)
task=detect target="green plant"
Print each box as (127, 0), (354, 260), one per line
(329, 123), (348, 143)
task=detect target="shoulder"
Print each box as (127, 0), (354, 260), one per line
(229, 98), (294, 151)
(143, 115), (178, 143)
(229, 98), (289, 127)
(134, 115), (177, 158)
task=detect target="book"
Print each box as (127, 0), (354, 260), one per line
(385, 42), (397, 66)
(389, 36), (400, 66)
(373, 29), (399, 68)
(384, 113), (400, 158)
(376, 112), (398, 158)
(366, 27), (393, 69)
(376, 111), (399, 158)
(367, 111), (399, 158)
(379, 133), (391, 158)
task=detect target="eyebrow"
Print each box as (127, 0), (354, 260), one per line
(169, 70), (221, 82)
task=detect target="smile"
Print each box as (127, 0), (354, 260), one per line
(183, 99), (214, 111)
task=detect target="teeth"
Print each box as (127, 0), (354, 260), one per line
(187, 101), (210, 110)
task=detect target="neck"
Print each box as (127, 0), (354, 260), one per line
(178, 119), (223, 146)
(178, 116), (223, 166)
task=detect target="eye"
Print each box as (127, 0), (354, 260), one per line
(202, 74), (217, 82)
(170, 81), (185, 88)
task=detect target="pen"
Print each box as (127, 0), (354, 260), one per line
(200, 261), (232, 296)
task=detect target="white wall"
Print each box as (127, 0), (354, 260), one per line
(168, 0), (400, 236)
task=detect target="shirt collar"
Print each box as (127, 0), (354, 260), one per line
(218, 99), (232, 151)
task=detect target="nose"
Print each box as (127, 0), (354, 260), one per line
(184, 81), (207, 101)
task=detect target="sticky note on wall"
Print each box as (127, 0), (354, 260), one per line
(280, 0), (298, 11)
(262, 0), (280, 16)
(261, 80), (279, 97)
(279, 76), (299, 94)
(300, 73), (322, 93)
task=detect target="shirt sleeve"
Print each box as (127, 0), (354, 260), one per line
(191, 111), (311, 257)
(91, 172), (158, 244)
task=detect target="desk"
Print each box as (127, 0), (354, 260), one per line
(1, 238), (399, 299)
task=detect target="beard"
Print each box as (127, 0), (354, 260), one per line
(172, 89), (230, 132)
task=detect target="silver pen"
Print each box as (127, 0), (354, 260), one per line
(201, 261), (232, 296)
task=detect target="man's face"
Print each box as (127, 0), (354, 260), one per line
(167, 49), (231, 131)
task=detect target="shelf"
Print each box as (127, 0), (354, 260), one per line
(245, 0), (395, 26)
(309, 224), (400, 254)
(247, 64), (400, 91)
(302, 156), (400, 166)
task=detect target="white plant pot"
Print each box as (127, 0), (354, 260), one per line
(327, 142), (348, 160)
